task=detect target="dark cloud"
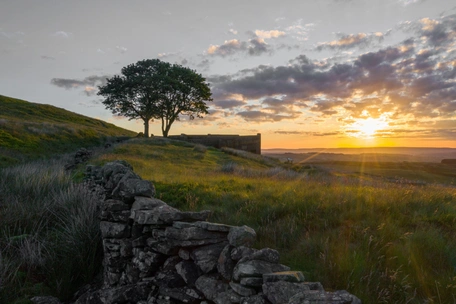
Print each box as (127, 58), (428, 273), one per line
(51, 75), (109, 90)
(211, 28), (456, 124)
(237, 110), (299, 122)
(213, 99), (246, 109)
(207, 38), (272, 57)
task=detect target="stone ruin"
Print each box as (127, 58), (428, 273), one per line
(70, 160), (361, 304)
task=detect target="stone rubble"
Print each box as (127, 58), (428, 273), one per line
(69, 160), (362, 304)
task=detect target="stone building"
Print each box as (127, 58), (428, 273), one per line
(169, 134), (261, 154)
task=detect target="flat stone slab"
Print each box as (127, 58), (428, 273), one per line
(233, 260), (290, 281)
(173, 221), (234, 232)
(263, 271), (305, 283)
(131, 197), (167, 211)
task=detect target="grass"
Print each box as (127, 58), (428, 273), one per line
(2, 136), (456, 303)
(0, 157), (102, 303)
(0, 94), (136, 167)
(92, 138), (456, 303)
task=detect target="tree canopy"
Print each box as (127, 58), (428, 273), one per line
(98, 59), (212, 137)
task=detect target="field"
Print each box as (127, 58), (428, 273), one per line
(1, 137), (456, 303)
(0, 94), (136, 167)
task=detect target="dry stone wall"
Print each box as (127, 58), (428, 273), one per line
(75, 160), (361, 304)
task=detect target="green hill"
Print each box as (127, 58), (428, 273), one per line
(0, 94), (136, 166)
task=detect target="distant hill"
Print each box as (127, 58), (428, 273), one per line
(0, 94), (136, 166)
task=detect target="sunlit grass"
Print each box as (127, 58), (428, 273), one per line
(93, 137), (456, 303)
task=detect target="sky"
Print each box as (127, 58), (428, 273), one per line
(1, 0), (455, 149)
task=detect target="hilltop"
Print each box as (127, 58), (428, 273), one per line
(0, 94), (136, 166)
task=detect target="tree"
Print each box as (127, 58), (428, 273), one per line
(98, 59), (212, 137)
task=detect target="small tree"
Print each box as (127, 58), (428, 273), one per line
(98, 59), (212, 137)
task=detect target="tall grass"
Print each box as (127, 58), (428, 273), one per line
(0, 158), (102, 303)
(94, 138), (456, 303)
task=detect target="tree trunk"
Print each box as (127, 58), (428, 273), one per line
(162, 121), (172, 138)
(144, 119), (149, 138)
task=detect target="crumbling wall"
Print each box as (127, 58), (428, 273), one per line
(74, 161), (361, 304)
(168, 134), (261, 155)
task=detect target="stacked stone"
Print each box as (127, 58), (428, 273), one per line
(72, 161), (361, 304)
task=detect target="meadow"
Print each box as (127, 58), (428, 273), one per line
(1, 137), (456, 303)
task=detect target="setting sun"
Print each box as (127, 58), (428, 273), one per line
(348, 117), (389, 138)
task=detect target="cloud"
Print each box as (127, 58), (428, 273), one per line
(316, 32), (389, 51)
(228, 29), (238, 35)
(41, 55), (55, 60)
(158, 51), (181, 59)
(214, 99), (246, 109)
(399, 14), (456, 47)
(52, 31), (71, 38)
(284, 20), (315, 41)
(254, 30), (285, 39)
(206, 38), (272, 57)
(0, 30), (25, 39)
(211, 30), (456, 127)
(398, 0), (426, 6)
(116, 46), (127, 54)
(51, 75), (109, 93)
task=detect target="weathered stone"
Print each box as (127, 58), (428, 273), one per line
(288, 290), (362, 304)
(151, 229), (166, 239)
(240, 248), (279, 264)
(195, 274), (229, 301)
(263, 271), (305, 283)
(218, 245), (236, 280)
(159, 287), (203, 304)
(233, 260), (290, 281)
(101, 161), (134, 191)
(228, 226), (256, 247)
(262, 281), (310, 304)
(229, 282), (257, 297)
(176, 260), (203, 286)
(178, 248), (191, 260)
(168, 238), (226, 247)
(191, 242), (228, 273)
(100, 210), (131, 222)
(304, 282), (325, 291)
(240, 278), (263, 287)
(31, 296), (61, 304)
(166, 226), (227, 241)
(173, 221), (233, 232)
(151, 270), (186, 288)
(231, 247), (257, 261)
(146, 239), (179, 255)
(214, 289), (242, 304)
(162, 256), (182, 271)
(100, 199), (130, 212)
(98, 282), (152, 303)
(132, 196), (167, 210)
(132, 236), (147, 248)
(113, 173), (155, 200)
(240, 294), (267, 304)
(100, 221), (131, 239)
(106, 271), (122, 286)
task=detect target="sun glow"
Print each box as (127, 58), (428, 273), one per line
(348, 117), (389, 138)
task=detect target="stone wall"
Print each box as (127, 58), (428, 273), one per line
(74, 161), (361, 304)
(168, 134), (261, 155)
(441, 159), (456, 165)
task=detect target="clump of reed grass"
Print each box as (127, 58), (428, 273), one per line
(0, 158), (102, 302)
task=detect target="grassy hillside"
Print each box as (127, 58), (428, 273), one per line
(2, 136), (456, 303)
(0, 94), (136, 166)
(91, 138), (456, 303)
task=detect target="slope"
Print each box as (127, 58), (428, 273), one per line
(0, 94), (136, 166)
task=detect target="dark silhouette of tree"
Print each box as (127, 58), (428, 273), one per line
(98, 59), (212, 137)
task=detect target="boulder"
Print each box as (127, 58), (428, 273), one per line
(191, 242), (228, 273)
(228, 226), (256, 247)
(288, 290), (362, 304)
(262, 281), (310, 304)
(233, 260), (290, 281)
